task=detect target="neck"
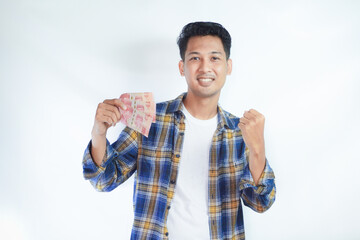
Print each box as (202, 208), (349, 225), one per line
(183, 92), (219, 120)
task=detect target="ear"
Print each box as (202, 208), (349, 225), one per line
(226, 58), (232, 75)
(179, 60), (184, 76)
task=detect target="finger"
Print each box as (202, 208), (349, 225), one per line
(117, 101), (127, 111)
(248, 109), (263, 118)
(96, 107), (119, 125)
(238, 121), (246, 133)
(104, 99), (127, 111)
(100, 103), (121, 120)
(243, 110), (256, 120)
(248, 108), (259, 114)
(239, 117), (250, 125)
(95, 111), (114, 125)
(102, 109), (120, 124)
(98, 114), (116, 126)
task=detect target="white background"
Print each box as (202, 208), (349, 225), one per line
(1, 0), (360, 239)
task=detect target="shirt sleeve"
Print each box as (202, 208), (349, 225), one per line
(239, 150), (276, 213)
(82, 127), (139, 192)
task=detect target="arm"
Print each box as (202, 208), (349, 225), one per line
(82, 98), (138, 192)
(91, 99), (126, 166)
(83, 127), (139, 192)
(238, 109), (276, 212)
(239, 152), (276, 213)
(238, 109), (266, 184)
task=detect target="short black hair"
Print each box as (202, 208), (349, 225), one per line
(177, 21), (231, 60)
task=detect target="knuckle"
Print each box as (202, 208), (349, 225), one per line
(95, 110), (102, 116)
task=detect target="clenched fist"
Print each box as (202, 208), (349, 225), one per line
(238, 109), (265, 155)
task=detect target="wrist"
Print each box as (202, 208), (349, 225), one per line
(91, 128), (107, 147)
(249, 149), (265, 161)
(91, 129), (106, 139)
(91, 122), (107, 138)
(248, 149), (266, 169)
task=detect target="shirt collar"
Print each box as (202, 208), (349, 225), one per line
(166, 92), (238, 131)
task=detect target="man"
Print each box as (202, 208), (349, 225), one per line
(83, 22), (276, 240)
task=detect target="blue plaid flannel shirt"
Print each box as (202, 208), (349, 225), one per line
(83, 93), (276, 240)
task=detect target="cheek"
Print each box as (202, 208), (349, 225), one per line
(184, 65), (196, 76)
(214, 65), (225, 75)
(219, 65), (229, 75)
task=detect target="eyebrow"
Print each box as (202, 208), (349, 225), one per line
(187, 51), (223, 56)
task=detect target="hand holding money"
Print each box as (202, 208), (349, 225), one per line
(91, 98), (127, 166)
(92, 99), (127, 137)
(90, 92), (155, 165)
(92, 92), (156, 138)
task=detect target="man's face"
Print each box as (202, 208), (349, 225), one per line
(179, 35), (232, 100)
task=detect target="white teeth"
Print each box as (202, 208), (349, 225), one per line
(199, 78), (213, 82)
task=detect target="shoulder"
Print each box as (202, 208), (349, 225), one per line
(155, 94), (184, 116)
(218, 107), (240, 130)
(155, 99), (173, 115)
(223, 109), (240, 121)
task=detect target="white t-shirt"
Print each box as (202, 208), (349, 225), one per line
(167, 104), (218, 240)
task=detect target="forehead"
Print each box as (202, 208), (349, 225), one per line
(185, 35), (225, 54)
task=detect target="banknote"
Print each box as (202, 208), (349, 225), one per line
(120, 92), (156, 123)
(119, 92), (156, 137)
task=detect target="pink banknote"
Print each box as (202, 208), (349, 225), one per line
(119, 92), (156, 137)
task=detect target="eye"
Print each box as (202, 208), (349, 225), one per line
(189, 56), (200, 61)
(211, 56), (220, 61)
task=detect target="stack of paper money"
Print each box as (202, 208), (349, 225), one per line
(119, 92), (156, 137)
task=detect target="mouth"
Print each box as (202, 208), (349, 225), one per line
(198, 78), (214, 83)
(197, 76), (215, 84)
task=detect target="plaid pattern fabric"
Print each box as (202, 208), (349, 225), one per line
(83, 93), (276, 240)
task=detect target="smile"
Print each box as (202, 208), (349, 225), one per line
(198, 78), (214, 82)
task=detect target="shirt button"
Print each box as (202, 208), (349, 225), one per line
(179, 132), (184, 136)
(165, 232), (169, 236)
(167, 206), (171, 210)
(170, 179), (176, 184)
(176, 154), (180, 158)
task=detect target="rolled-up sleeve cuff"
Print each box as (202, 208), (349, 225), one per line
(82, 139), (117, 179)
(240, 158), (275, 195)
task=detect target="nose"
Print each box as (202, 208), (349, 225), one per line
(199, 58), (211, 73)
